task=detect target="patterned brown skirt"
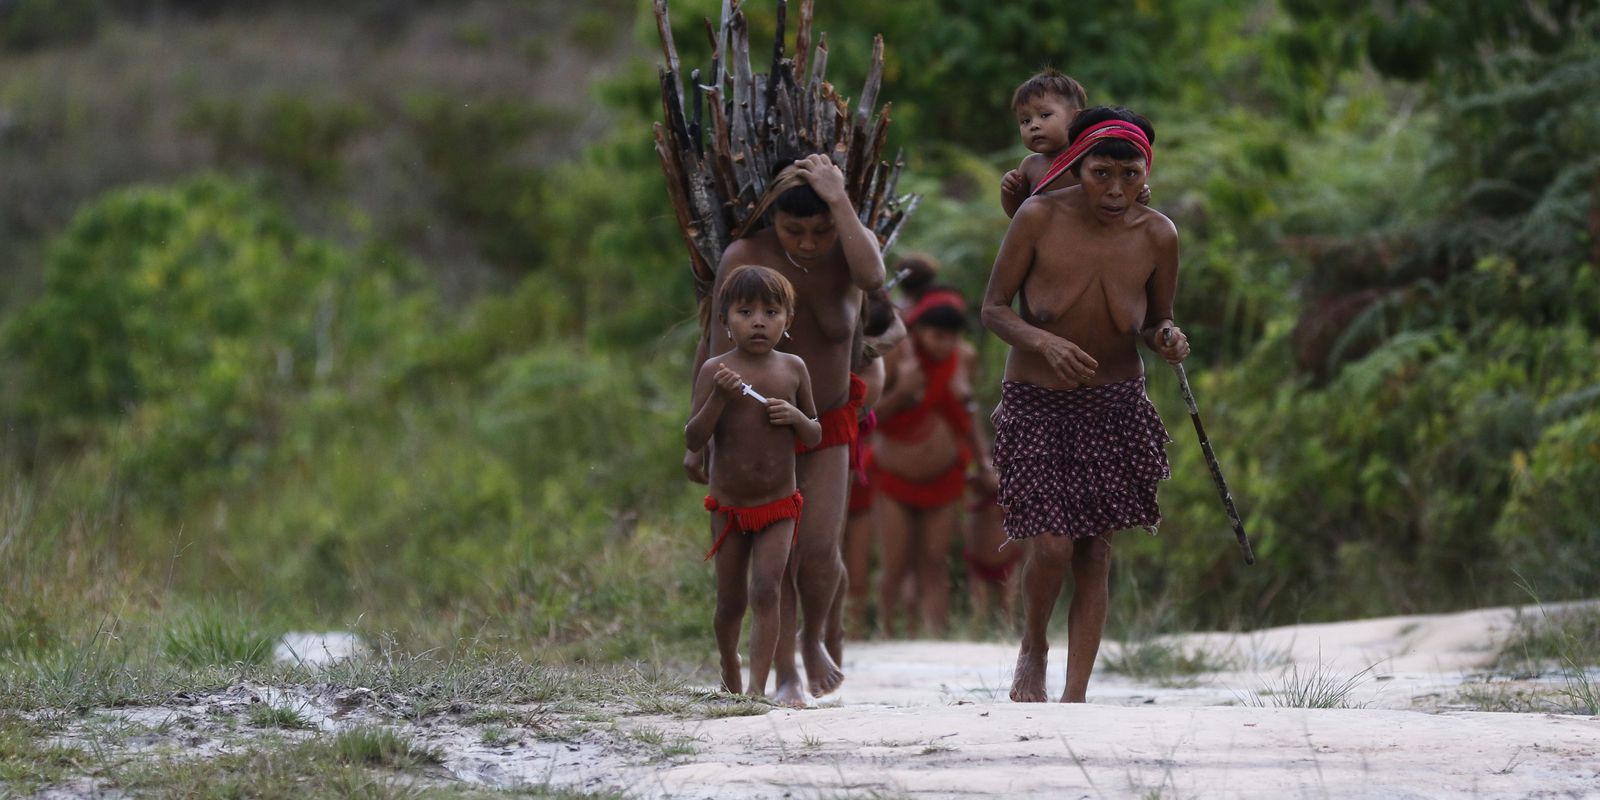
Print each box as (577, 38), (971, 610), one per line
(991, 378), (1171, 540)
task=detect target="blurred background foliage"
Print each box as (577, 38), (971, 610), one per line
(0, 0), (1596, 665)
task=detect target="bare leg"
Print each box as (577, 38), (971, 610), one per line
(832, 508), (875, 659)
(794, 447), (849, 697)
(1010, 534), (1072, 703)
(711, 513), (750, 694)
(1061, 533), (1113, 703)
(874, 496), (914, 638)
(746, 519), (794, 699)
(824, 573), (846, 666)
(770, 561), (805, 707)
(915, 501), (960, 638)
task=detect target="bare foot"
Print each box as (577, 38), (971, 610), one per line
(720, 654), (743, 695)
(1009, 646), (1048, 702)
(771, 678), (808, 708)
(1059, 689), (1086, 703)
(803, 638), (845, 697)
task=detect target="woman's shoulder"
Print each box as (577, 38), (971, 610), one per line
(1131, 204), (1177, 242)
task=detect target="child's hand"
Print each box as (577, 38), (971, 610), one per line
(712, 363), (744, 397)
(1137, 184), (1152, 205)
(1001, 169), (1027, 197)
(1154, 326), (1190, 365)
(766, 398), (810, 428)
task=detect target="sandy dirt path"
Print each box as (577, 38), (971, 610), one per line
(525, 605), (1600, 799)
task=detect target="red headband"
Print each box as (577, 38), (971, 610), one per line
(1031, 120), (1154, 197)
(904, 289), (966, 326)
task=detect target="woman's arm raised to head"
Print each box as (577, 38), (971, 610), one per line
(795, 154), (884, 292)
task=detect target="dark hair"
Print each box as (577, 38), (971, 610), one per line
(864, 289), (896, 337)
(1067, 106), (1155, 174)
(772, 160), (829, 218)
(913, 304), (968, 332)
(1011, 69), (1087, 113)
(893, 254), (940, 300)
(718, 264), (796, 319)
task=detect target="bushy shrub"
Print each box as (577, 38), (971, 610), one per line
(186, 94), (372, 187)
(3, 176), (428, 500)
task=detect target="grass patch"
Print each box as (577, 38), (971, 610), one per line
(0, 714), (85, 794)
(1450, 680), (1578, 714)
(162, 609), (276, 668)
(1243, 660), (1376, 709)
(690, 693), (773, 719)
(1496, 605), (1600, 672)
(1495, 597), (1600, 715)
(1102, 640), (1235, 687)
(248, 701), (315, 731)
(111, 728), (441, 799)
(331, 726), (442, 769)
(478, 724), (516, 746)
(627, 725), (698, 761)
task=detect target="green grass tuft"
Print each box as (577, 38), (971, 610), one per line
(0, 715), (85, 794)
(1102, 640), (1235, 687)
(248, 702), (316, 731)
(162, 609), (276, 668)
(1243, 660), (1376, 709)
(331, 726), (442, 769)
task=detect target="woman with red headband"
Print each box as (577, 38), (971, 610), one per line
(981, 106), (1190, 703)
(872, 288), (998, 637)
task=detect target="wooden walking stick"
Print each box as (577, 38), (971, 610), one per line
(1164, 329), (1256, 565)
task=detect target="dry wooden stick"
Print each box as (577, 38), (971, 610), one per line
(653, 0), (920, 332)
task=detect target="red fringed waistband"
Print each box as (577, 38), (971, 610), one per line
(703, 491), (804, 560)
(797, 373), (868, 455)
(870, 450), (969, 511)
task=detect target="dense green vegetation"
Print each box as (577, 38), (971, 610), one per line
(0, 0), (1595, 687)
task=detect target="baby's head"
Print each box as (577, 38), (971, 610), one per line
(718, 264), (796, 350)
(1011, 69), (1087, 156)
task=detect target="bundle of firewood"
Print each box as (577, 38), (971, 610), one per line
(651, 0), (920, 321)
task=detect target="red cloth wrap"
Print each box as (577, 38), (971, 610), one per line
(871, 340), (973, 510)
(871, 452), (969, 510)
(703, 491), (804, 560)
(797, 372), (868, 454)
(1031, 120), (1155, 198)
(878, 347), (973, 443)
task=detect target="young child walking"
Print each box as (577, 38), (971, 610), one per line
(685, 264), (823, 699)
(1000, 69), (1149, 217)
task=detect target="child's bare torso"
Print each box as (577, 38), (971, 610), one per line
(1006, 188), (1161, 389)
(707, 350), (804, 506)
